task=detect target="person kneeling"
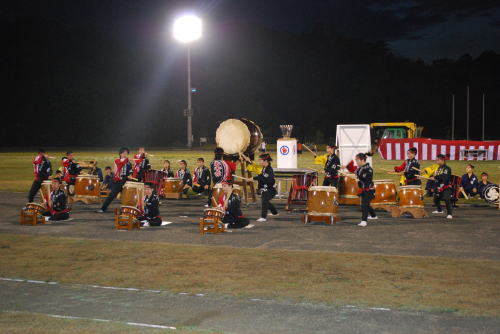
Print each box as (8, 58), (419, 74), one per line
(42, 178), (70, 221)
(138, 183), (162, 227)
(220, 181), (251, 229)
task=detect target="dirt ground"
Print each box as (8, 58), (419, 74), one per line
(2, 192), (499, 260)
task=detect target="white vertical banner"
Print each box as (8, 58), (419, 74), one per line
(395, 143), (401, 160)
(449, 146), (456, 160)
(440, 145), (447, 156)
(459, 146), (465, 160)
(386, 143), (392, 160)
(422, 144), (428, 160)
(488, 146), (494, 160)
(431, 145), (437, 160)
(403, 142), (410, 156)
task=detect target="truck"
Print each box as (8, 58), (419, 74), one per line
(370, 122), (424, 144)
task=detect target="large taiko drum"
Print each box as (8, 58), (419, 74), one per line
(398, 186), (424, 208)
(215, 118), (263, 157)
(211, 184), (241, 207)
(338, 175), (360, 205)
(307, 186), (338, 214)
(372, 180), (397, 206)
(121, 181), (144, 208)
(74, 175), (100, 201)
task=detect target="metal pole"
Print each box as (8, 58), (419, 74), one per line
(187, 45), (193, 148)
(466, 86), (469, 141)
(482, 93), (485, 141)
(451, 94), (455, 140)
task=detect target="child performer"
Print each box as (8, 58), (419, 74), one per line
(254, 154), (278, 222)
(459, 164), (479, 197)
(42, 178), (70, 221)
(427, 154), (453, 219)
(61, 151), (82, 186)
(346, 153), (377, 227)
(478, 172), (494, 199)
(137, 183), (162, 227)
(192, 157), (211, 196)
(161, 160), (174, 177)
(28, 149), (53, 203)
(209, 148), (231, 207)
(176, 160), (192, 193)
(132, 147), (150, 182)
(97, 147), (133, 213)
(101, 166), (114, 190)
(313, 143), (341, 187)
(220, 181), (251, 229)
(393, 147), (421, 186)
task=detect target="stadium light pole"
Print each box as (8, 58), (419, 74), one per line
(173, 14), (202, 148)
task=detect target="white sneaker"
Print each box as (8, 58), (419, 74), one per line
(269, 213), (279, 217)
(432, 210), (444, 214)
(256, 218), (267, 222)
(142, 221), (150, 227)
(245, 224), (255, 229)
(44, 216), (50, 222)
(368, 216), (378, 220)
(204, 204), (209, 208)
(446, 215), (453, 219)
(358, 221), (367, 227)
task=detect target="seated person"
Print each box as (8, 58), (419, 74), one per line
(93, 163), (103, 182)
(192, 157), (211, 195)
(161, 160), (174, 177)
(460, 164), (479, 197)
(478, 172), (496, 199)
(54, 170), (63, 179)
(175, 160), (192, 194)
(420, 163), (439, 197)
(219, 181), (252, 229)
(42, 178), (70, 221)
(102, 166), (114, 190)
(137, 183), (162, 227)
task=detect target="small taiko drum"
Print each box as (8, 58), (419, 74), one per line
(74, 175), (100, 203)
(372, 180), (397, 206)
(305, 186), (339, 224)
(398, 186), (424, 208)
(338, 175), (360, 205)
(114, 205), (142, 230)
(20, 202), (47, 225)
(203, 207), (225, 221)
(211, 183), (241, 207)
(162, 177), (184, 199)
(25, 202), (46, 214)
(119, 205), (141, 218)
(121, 181), (144, 208)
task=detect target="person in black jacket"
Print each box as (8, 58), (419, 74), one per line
(176, 160), (192, 193)
(192, 157), (211, 196)
(28, 148), (53, 203)
(220, 181), (251, 229)
(350, 153), (377, 227)
(161, 160), (174, 177)
(394, 147), (421, 185)
(254, 154), (278, 222)
(314, 144), (341, 187)
(42, 178), (70, 221)
(429, 154), (453, 219)
(138, 183), (162, 227)
(459, 164), (479, 197)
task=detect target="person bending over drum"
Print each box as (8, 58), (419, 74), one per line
(42, 178), (70, 221)
(137, 183), (162, 227)
(459, 164), (479, 198)
(219, 181), (252, 229)
(346, 153), (377, 227)
(192, 157), (211, 197)
(176, 160), (192, 194)
(313, 143), (341, 187)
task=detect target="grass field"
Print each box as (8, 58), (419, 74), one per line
(1, 234), (500, 317)
(1, 149), (499, 196)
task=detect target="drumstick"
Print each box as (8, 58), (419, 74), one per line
(386, 171), (402, 175)
(302, 144), (316, 156)
(233, 174), (253, 182)
(47, 156), (56, 159)
(412, 167), (422, 172)
(460, 188), (469, 200)
(417, 175), (431, 180)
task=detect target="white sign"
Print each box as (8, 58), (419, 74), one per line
(336, 124), (372, 166)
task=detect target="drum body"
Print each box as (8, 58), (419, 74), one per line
(211, 184), (241, 207)
(163, 178), (184, 193)
(74, 175), (100, 198)
(307, 186), (338, 214)
(398, 186), (424, 208)
(372, 180), (397, 205)
(121, 181), (145, 207)
(482, 184), (499, 205)
(119, 205), (141, 218)
(26, 202), (46, 213)
(215, 118), (263, 157)
(338, 175), (360, 205)
(203, 207), (225, 221)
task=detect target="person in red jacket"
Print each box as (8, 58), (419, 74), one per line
(132, 147), (150, 182)
(28, 148), (53, 203)
(393, 147), (421, 185)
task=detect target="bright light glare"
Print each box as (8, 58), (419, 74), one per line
(173, 15), (202, 43)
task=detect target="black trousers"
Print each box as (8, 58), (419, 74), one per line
(261, 189), (278, 218)
(42, 210), (69, 221)
(28, 179), (44, 203)
(433, 188), (452, 215)
(360, 191), (376, 221)
(323, 177), (339, 187)
(223, 215), (249, 228)
(101, 181), (124, 211)
(193, 185), (211, 205)
(138, 215), (162, 226)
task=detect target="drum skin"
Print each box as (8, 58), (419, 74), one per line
(398, 186), (424, 208)
(119, 205), (141, 218)
(163, 178), (184, 193)
(121, 181), (144, 207)
(204, 207), (225, 220)
(74, 175), (100, 197)
(372, 180), (397, 205)
(338, 175), (360, 205)
(215, 118), (263, 156)
(307, 186), (338, 214)
(239, 118), (263, 155)
(211, 184), (241, 207)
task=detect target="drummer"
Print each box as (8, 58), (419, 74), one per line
(133, 147), (150, 182)
(313, 143), (341, 187)
(220, 180), (252, 229)
(137, 183), (162, 227)
(97, 147), (133, 213)
(254, 154), (278, 222)
(459, 164), (479, 198)
(427, 154), (453, 219)
(393, 147), (421, 186)
(42, 178), (70, 221)
(161, 160), (174, 177)
(192, 157), (211, 197)
(61, 151), (82, 186)
(209, 148), (232, 207)
(175, 160), (192, 193)
(28, 149), (53, 203)
(347, 153), (377, 227)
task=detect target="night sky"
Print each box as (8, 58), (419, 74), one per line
(3, 1), (500, 147)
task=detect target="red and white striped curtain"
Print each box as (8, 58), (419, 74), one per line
(378, 138), (500, 161)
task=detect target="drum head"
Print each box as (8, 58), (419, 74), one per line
(309, 186), (337, 192)
(374, 179), (395, 184)
(216, 119), (250, 155)
(483, 184), (499, 204)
